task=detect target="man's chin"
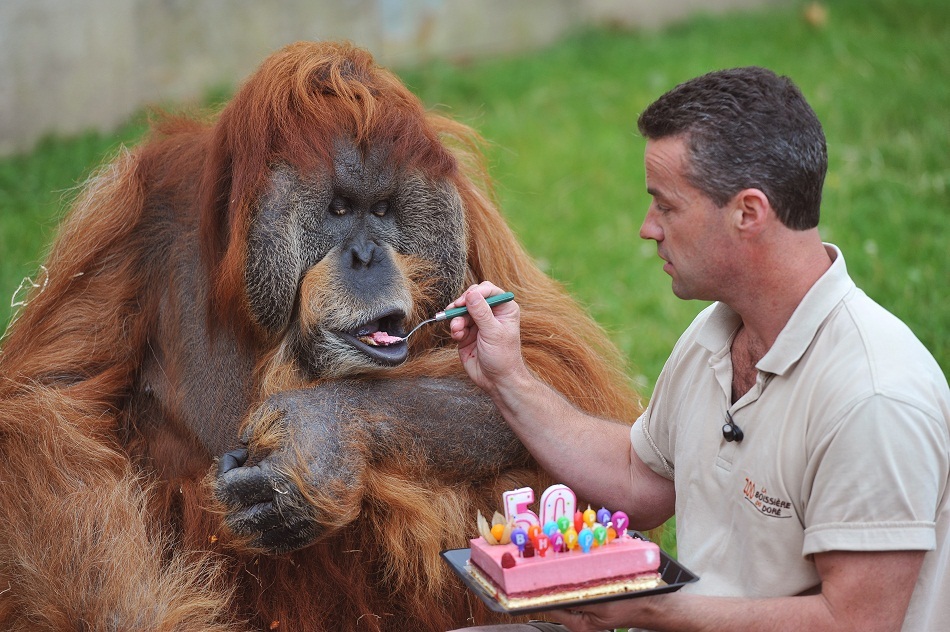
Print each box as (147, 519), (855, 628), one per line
(670, 279), (699, 301)
(671, 286), (691, 300)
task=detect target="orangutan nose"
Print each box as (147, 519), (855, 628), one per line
(350, 237), (378, 269)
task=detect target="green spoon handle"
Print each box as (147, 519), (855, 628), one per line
(437, 291), (515, 320)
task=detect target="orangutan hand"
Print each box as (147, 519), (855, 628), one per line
(214, 389), (366, 553)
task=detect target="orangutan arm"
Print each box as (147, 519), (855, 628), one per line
(215, 376), (530, 552)
(352, 377), (530, 474)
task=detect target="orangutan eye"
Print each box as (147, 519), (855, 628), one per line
(371, 201), (389, 217)
(328, 197), (348, 216)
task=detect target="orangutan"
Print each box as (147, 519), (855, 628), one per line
(0, 41), (642, 631)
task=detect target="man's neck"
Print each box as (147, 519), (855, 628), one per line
(727, 232), (832, 354)
(731, 323), (767, 402)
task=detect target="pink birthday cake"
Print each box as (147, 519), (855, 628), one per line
(467, 484), (662, 609)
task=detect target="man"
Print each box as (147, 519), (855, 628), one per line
(448, 67), (949, 631)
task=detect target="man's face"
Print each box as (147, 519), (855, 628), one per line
(639, 136), (731, 301)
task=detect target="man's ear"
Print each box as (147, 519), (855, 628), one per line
(730, 188), (772, 236)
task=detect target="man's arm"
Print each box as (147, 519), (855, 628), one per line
(548, 549), (924, 632)
(449, 283), (675, 529)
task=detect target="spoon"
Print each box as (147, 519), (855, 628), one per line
(399, 291), (515, 341)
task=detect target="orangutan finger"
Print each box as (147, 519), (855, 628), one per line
(217, 448), (248, 477)
(215, 462), (281, 507)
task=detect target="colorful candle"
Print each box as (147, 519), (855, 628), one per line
(536, 533), (550, 557)
(582, 506), (597, 528)
(611, 510), (630, 537)
(573, 510), (584, 533)
(578, 527), (594, 553)
(557, 515), (571, 534)
(511, 527), (528, 556)
(527, 524), (542, 546)
(565, 527), (578, 551)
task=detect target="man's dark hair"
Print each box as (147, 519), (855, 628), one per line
(637, 66), (827, 230)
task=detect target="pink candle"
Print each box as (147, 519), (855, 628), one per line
(503, 487), (539, 531)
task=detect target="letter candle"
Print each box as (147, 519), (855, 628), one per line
(611, 511), (630, 539)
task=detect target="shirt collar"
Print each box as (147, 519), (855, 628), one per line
(695, 243), (856, 376)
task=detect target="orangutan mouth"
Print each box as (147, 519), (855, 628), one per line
(335, 312), (410, 365)
(349, 311), (405, 346)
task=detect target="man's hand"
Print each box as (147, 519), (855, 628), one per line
(448, 282), (528, 397)
(447, 281), (674, 526)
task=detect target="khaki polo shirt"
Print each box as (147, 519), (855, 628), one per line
(631, 244), (950, 629)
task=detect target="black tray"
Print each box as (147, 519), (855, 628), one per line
(441, 530), (698, 615)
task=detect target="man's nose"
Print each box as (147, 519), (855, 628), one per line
(639, 208), (661, 241)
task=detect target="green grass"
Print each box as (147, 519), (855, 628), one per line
(0, 120), (150, 326)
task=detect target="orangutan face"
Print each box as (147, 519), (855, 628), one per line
(245, 138), (467, 378)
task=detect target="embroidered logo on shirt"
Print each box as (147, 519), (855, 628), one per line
(743, 477), (792, 518)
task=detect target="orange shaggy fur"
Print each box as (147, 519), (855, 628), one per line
(0, 41), (643, 631)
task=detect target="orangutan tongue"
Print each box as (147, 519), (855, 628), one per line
(369, 331), (403, 346)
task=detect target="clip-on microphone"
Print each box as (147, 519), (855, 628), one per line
(722, 411), (744, 443)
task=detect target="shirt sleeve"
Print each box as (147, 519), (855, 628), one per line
(631, 386), (675, 481)
(801, 393), (949, 555)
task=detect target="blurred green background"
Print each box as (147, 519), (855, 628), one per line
(1, 0), (948, 398)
